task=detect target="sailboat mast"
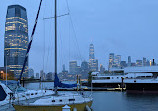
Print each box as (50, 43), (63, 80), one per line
(54, 0), (57, 92)
(6, 57), (7, 86)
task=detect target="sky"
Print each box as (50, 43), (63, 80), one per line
(1, 0), (158, 73)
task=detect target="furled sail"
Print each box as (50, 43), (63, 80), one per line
(54, 74), (77, 88)
(18, 0), (43, 84)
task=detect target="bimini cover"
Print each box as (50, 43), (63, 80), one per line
(0, 85), (7, 101)
(54, 74), (77, 88)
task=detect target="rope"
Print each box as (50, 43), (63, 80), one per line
(65, 0), (83, 62)
(18, 0), (43, 83)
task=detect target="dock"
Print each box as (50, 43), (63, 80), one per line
(48, 88), (126, 91)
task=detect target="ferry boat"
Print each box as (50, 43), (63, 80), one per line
(92, 70), (124, 88)
(124, 66), (158, 93)
(92, 66), (158, 93)
(0, 80), (53, 106)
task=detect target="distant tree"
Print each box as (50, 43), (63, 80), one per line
(31, 76), (34, 79)
(104, 70), (110, 74)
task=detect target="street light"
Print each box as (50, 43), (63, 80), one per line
(1, 71), (4, 80)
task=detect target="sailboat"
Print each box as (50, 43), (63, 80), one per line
(0, 56), (53, 106)
(13, 0), (93, 110)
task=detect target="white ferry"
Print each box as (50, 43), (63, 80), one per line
(92, 66), (158, 93)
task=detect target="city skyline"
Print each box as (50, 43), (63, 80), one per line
(1, 0), (158, 73)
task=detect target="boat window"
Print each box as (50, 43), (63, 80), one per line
(117, 77), (119, 79)
(112, 77), (113, 79)
(69, 99), (75, 101)
(93, 77), (111, 80)
(52, 100), (55, 102)
(31, 93), (34, 95)
(26, 93), (30, 96)
(59, 100), (62, 102)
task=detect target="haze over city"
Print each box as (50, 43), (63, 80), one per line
(1, 0), (158, 73)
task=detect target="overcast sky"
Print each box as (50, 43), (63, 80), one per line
(1, 0), (158, 73)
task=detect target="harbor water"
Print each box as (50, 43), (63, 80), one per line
(2, 82), (158, 111)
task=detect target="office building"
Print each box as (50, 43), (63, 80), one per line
(81, 61), (89, 74)
(46, 72), (53, 80)
(136, 60), (143, 66)
(128, 56), (131, 67)
(36, 73), (40, 79)
(100, 64), (105, 74)
(109, 53), (114, 69)
(40, 70), (46, 80)
(143, 57), (146, 66)
(4, 5), (29, 78)
(28, 68), (34, 78)
(69, 61), (77, 74)
(120, 61), (127, 68)
(89, 44), (98, 72)
(146, 60), (150, 66)
(113, 55), (121, 68)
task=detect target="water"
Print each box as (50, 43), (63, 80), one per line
(2, 82), (158, 111)
(92, 92), (158, 111)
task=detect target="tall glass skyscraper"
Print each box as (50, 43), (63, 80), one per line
(89, 44), (98, 72)
(4, 5), (28, 78)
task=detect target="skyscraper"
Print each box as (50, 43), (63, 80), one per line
(143, 57), (146, 66)
(89, 44), (95, 66)
(36, 73), (40, 79)
(89, 44), (98, 72)
(4, 5), (29, 78)
(120, 61), (127, 68)
(128, 56), (131, 67)
(109, 53), (114, 69)
(40, 70), (46, 80)
(94, 59), (98, 71)
(28, 68), (34, 78)
(100, 64), (105, 74)
(69, 61), (77, 74)
(62, 64), (66, 72)
(81, 61), (89, 73)
(113, 55), (121, 67)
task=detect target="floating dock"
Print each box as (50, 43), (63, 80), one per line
(48, 88), (126, 91)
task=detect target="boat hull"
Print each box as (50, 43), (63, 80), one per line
(13, 101), (92, 111)
(126, 83), (158, 93)
(92, 83), (122, 88)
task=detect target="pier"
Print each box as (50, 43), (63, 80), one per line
(48, 87), (126, 91)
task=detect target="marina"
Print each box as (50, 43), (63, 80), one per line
(0, 0), (158, 110)
(2, 82), (158, 111)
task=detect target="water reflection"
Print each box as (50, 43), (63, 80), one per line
(92, 92), (158, 111)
